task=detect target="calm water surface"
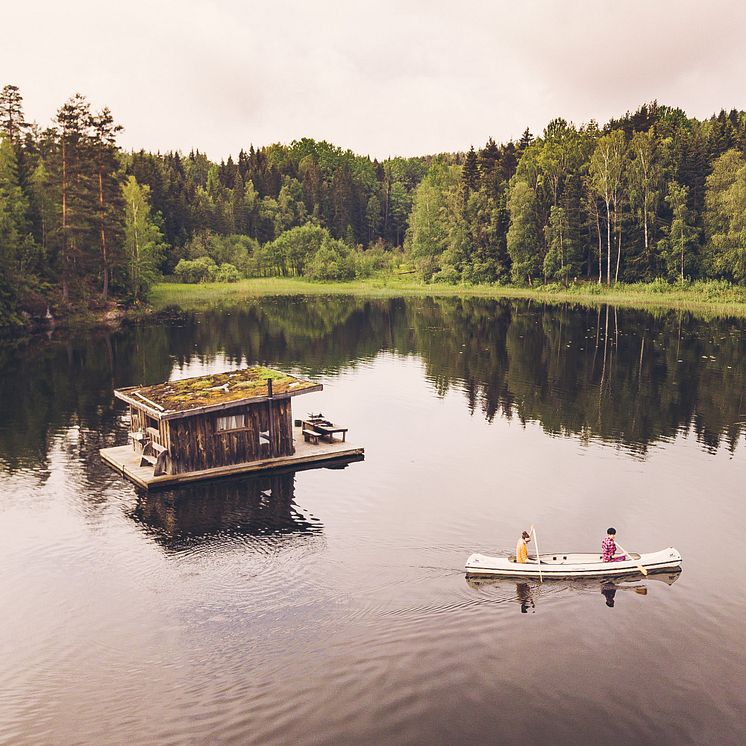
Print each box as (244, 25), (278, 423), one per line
(1, 296), (744, 745)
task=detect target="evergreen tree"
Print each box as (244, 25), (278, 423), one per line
(0, 135), (29, 323)
(51, 93), (96, 301)
(0, 85), (28, 145)
(90, 107), (123, 298)
(462, 146), (479, 204)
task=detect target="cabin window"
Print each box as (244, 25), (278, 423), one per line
(216, 413), (248, 432)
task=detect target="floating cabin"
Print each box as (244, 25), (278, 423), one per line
(100, 366), (363, 489)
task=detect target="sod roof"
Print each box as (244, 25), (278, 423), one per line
(114, 366), (321, 418)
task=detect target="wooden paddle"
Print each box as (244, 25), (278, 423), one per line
(530, 525), (543, 583)
(616, 542), (648, 576)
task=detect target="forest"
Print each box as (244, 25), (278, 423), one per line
(1, 84), (745, 329)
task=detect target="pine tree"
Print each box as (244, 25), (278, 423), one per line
(462, 146), (479, 205)
(0, 135), (29, 323)
(90, 107), (123, 298)
(518, 127), (534, 153)
(51, 94), (96, 302)
(0, 85), (28, 145)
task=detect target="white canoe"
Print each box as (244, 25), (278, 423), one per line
(465, 547), (682, 579)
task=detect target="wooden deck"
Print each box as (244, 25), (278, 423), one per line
(100, 427), (364, 490)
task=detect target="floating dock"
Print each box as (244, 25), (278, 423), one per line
(101, 426), (363, 489)
(100, 365), (363, 490)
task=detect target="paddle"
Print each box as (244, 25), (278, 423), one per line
(616, 542), (648, 576)
(530, 525), (543, 583)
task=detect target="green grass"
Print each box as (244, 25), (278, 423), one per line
(150, 276), (746, 318)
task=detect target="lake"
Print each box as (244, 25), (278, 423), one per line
(1, 295), (744, 745)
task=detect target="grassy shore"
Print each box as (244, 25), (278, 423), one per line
(150, 276), (746, 318)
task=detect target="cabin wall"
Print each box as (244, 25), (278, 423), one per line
(166, 398), (294, 474)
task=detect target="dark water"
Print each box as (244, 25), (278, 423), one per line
(1, 296), (744, 745)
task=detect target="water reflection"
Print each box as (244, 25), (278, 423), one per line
(466, 571), (681, 612)
(0, 297), (743, 475)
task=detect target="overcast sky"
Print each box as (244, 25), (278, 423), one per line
(3, 1), (745, 159)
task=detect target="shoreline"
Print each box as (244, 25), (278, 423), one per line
(150, 277), (746, 318)
(2, 277), (745, 342)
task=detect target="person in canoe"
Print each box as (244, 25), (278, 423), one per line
(515, 530), (537, 563)
(602, 527), (627, 562)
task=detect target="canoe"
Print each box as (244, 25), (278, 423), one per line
(465, 547), (682, 579)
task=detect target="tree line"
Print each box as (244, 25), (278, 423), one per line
(1, 85), (744, 329)
(409, 103), (745, 286)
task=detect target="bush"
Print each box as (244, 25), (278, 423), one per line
(184, 231), (259, 277)
(214, 263), (241, 283)
(174, 257), (217, 283)
(265, 225), (330, 276)
(306, 237), (356, 281)
(431, 266), (460, 284)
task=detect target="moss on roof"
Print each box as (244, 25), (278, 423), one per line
(118, 366), (319, 413)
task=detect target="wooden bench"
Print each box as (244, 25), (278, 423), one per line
(140, 441), (168, 469)
(130, 431), (148, 454)
(303, 428), (323, 444)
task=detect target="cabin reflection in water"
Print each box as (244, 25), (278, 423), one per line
(466, 571), (681, 612)
(131, 466), (339, 549)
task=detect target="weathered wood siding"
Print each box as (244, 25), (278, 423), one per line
(166, 399), (294, 475)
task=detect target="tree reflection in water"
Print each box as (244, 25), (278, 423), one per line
(0, 296), (743, 476)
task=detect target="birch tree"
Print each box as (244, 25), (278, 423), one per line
(628, 131), (662, 273)
(590, 130), (626, 285)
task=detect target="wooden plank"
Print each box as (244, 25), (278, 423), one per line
(100, 429), (364, 490)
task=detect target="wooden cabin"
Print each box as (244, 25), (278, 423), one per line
(100, 366), (363, 489)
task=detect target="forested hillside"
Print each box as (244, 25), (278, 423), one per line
(1, 84), (744, 330)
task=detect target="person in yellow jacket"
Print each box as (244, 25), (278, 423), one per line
(515, 530), (537, 563)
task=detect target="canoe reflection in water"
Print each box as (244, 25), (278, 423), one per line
(467, 571), (682, 613)
(131, 457), (361, 550)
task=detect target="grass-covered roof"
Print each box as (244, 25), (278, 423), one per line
(115, 366), (321, 417)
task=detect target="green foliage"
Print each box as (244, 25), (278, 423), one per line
(659, 181), (699, 281)
(543, 206), (573, 282)
(405, 160), (462, 280)
(306, 236), (356, 281)
(261, 224), (329, 276)
(123, 176), (166, 301)
(507, 179), (542, 282)
(0, 134), (32, 325)
(704, 150), (746, 284)
(184, 230), (259, 277)
(173, 256), (241, 283)
(2, 84), (746, 331)
(174, 257), (217, 283)
(432, 266), (461, 284)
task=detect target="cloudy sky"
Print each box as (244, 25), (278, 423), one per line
(3, 1), (745, 159)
